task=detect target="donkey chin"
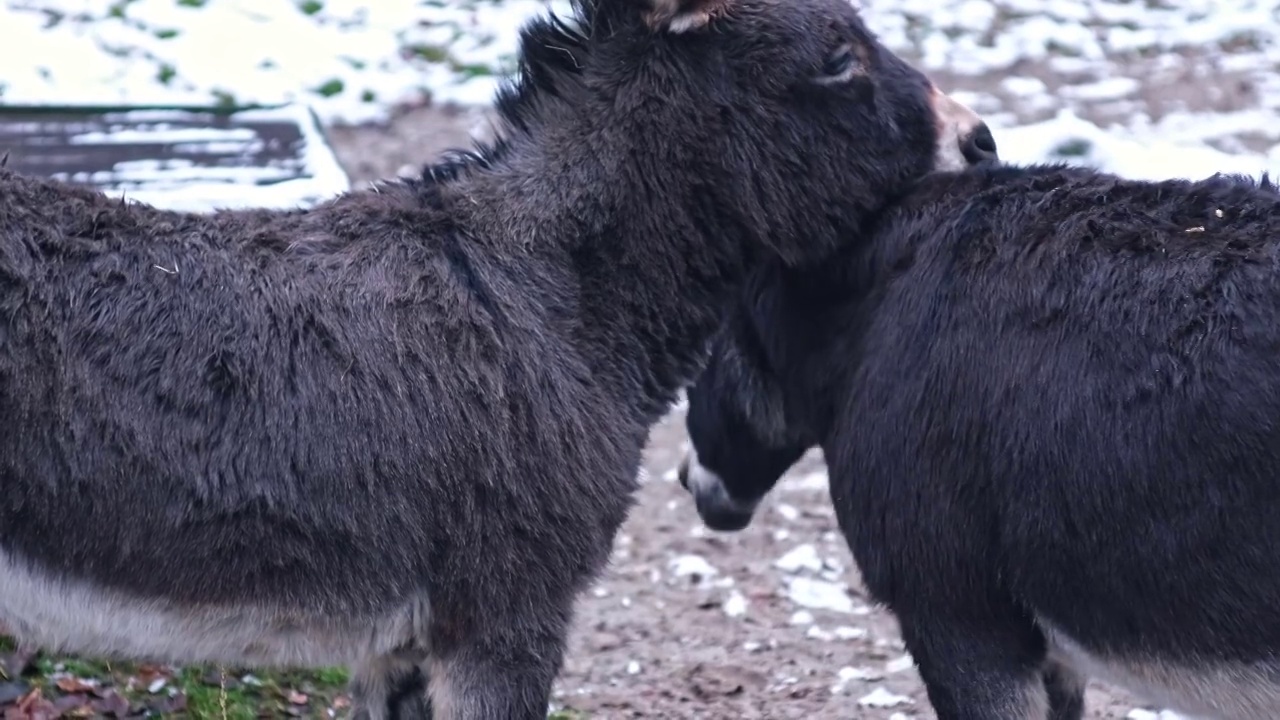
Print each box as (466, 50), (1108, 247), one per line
(677, 447), (760, 532)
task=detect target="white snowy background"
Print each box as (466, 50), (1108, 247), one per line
(1, 2), (1275, 718)
(1, 0), (1278, 182)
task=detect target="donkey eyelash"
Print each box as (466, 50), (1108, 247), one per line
(815, 44), (862, 85)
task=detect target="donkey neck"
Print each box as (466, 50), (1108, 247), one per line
(453, 136), (757, 426)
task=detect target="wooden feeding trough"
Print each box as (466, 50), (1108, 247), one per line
(0, 102), (350, 212)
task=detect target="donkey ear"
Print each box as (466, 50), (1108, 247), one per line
(645, 0), (731, 33)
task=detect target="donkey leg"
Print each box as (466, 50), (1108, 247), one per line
(897, 611), (1052, 720)
(427, 616), (568, 720)
(1043, 658), (1086, 720)
(350, 649), (432, 720)
(386, 664), (434, 720)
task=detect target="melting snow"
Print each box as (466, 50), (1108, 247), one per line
(1, 0), (575, 124)
(774, 503), (800, 521)
(775, 544), (824, 574)
(857, 687), (914, 708)
(786, 577), (856, 614)
(886, 655), (916, 674)
(995, 110), (1280, 182)
(806, 626), (834, 641)
(723, 590), (748, 618)
(789, 610), (815, 626)
(1127, 711), (1189, 720)
(835, 625), (868, 640)
(668, 555), (718, 588)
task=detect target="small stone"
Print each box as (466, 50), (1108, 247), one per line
(834, 626), (867, 640)
(886, 655), (916, 673)
(786, 577), (855, 613)
(806, 625), (834, 641)
(669, 555), (718, 582)
(858, 687), (913, 707)
(723, 591), (748, 618)
(837, 666), (882, 682)
(775, 544), (823, 573)
(789, 610), (815, 625)
(0, 680), (30, 705)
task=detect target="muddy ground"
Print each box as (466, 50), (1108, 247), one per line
(314, 36), (1280, 720)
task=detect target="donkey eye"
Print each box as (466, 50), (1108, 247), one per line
(816, 45), (862, 85)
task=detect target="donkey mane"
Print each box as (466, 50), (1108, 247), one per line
(412, 4), (594, 190)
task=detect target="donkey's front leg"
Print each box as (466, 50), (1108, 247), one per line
(426, 606), (571, 720)
(350, 649), (433, 720)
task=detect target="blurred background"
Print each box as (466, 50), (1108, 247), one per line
(0, 1), (1274, 718)
(3, 0), (1277, 182)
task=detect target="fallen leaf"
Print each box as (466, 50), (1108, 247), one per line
(17, 687), (42, 712)
(91, 692), (131, 718)
(55, 677), (96, 694)
(52, 696), (93, 717)
(287, 690), (308, 705)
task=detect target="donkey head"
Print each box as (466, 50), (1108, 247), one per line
(506, 0), (997, 265)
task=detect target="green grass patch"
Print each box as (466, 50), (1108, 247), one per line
(0, 636), (353, 719)
(405, 43), (450, 63)
(1053, 138), (1093, 157)
(453, 63), (493, 79)
(178, 668), (259, 720)
(316, 78), (345, 97)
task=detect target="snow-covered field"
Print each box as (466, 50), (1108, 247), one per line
(3, 0), (1280, 183)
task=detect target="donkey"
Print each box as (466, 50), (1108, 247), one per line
(0, 0), (996, 717)
(679, 162), (1280, 720)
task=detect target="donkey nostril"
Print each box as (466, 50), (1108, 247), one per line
(961, 122), (999, 166)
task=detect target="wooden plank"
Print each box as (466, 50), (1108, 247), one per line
(0, 102), (350, 212)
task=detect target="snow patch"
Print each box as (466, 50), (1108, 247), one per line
(858, 687), (913, 708)
(723, 590), (748, 618)
(775, 544), (824, 574)
(785, 577), (856, 614)
(995, 110), (1280, 182)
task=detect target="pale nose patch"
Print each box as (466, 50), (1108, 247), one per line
(681, 447), (758, 515)
(929, 86), (986, 172)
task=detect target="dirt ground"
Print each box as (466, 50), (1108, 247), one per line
(313, 36), (1280, 718)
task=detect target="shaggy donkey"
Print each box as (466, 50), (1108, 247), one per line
(0, 0), (996, 717)
(679, 163), (1280, 720)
